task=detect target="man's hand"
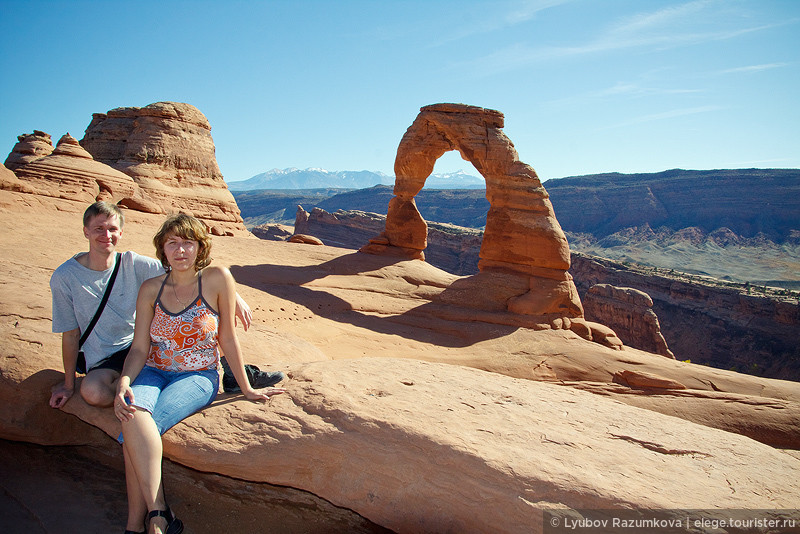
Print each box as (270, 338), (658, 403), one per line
(49, 382), (74, 409)
(234, 292), (252, 331)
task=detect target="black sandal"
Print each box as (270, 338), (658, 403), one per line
(146, 506), (184, 534)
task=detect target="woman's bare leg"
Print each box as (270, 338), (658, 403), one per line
(123, 442), (149, 532)
(121, 410), (168, 532)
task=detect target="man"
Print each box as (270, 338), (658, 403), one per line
(49, 201), (282, 409)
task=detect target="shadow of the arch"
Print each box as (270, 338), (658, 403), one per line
(230, 254), (522, 349)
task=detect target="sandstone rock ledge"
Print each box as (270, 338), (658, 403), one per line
(2, 194), (800, 533)
(59, 358), (800, 534)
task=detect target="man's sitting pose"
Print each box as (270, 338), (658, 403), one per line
(49, 201), (283, 409)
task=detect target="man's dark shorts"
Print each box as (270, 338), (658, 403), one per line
(76, 345), (132, 374)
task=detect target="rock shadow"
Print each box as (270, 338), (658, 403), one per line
(231, 253), (520, 348)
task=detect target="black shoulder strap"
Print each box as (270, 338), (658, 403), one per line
(79, 252), (122, 349)
(154, 271), (170, 308)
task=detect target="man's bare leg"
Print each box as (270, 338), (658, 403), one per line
(79, 368), (119, 407)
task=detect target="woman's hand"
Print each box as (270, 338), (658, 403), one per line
(243, 387), (287, 403)
(114, 378), (137, 422)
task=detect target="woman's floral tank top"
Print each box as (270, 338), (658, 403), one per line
(147, 271), (219, 371)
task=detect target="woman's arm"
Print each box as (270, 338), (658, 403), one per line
(114, 276), (159, 421)
(211, 267), (283, 402)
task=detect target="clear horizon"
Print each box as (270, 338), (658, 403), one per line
(1, 0), (798, 183)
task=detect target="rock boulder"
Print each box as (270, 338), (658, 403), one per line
(3, 130), (54, 170)
(80, 102), (247, 234)
(288, 233), (324, 245)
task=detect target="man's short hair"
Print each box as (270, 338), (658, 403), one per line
(83, 201), (125, 228)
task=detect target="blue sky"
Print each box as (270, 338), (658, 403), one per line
(1, 0), (798, 183)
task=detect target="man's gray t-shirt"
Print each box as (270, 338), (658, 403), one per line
(50, 250), (164, 370)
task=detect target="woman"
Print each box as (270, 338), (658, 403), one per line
(114, 213), (285, 534)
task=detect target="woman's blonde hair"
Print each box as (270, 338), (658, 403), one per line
(153, 213), (212, 271)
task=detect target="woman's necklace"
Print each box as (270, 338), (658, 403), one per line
(171, 273), (198, 308)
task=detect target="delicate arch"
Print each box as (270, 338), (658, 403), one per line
(361, 103), (582, 318)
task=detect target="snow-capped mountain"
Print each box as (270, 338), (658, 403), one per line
(226, 168), (485, 190)
(227, 168), (393, 190)
(424, 170), (485, 189)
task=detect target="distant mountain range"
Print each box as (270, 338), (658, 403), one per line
(227, 168), (485, 190)
(232, 168), (800, 241)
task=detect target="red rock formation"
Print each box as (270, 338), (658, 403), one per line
(251, 223), (293, 241)
(288, 234), (324, 245)
(361, 103), (585, 334)
(80, 101), (246, 234)
(0, 162), (28, 192)
(3, 130), (54, 170)
(6, 134), (136, 203)
(584, 283), (674, 357)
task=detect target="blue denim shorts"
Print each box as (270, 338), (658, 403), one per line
(118, 365), (219, 443)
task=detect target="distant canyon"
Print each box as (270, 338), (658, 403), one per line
(232, 168), (800, 289)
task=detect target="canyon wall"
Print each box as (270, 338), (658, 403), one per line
(545, 168), (800, 241)
(570, 253), (800, 379)
(295, 206), (483, 276)
(233, 169), (800, 244)
(582, 283), (673, 358)
(232, 170), (800, 287)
